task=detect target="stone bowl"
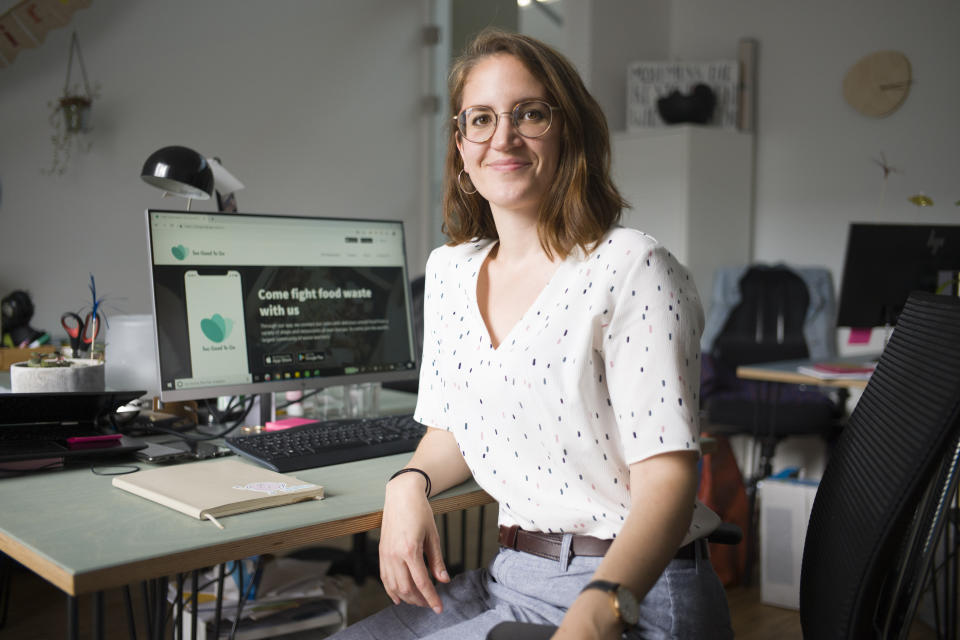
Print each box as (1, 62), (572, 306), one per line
(10, 358), (106, 393)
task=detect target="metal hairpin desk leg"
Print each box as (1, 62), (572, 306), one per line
(155, 576), (169, 640)
(92, 591), (104, 639)
(174, 573), (184, 638)
(141, 581), (153, 635)
(191, 568), (200, 640)
(66, 594), (78, 640)
(213, 563), (227, 640)
(123, 586), (138, 639)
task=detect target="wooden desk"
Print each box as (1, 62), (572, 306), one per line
(735, 356), (877, 390)
(0, 453), (492, 598)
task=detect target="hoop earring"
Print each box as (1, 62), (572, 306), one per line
(458, 169), (478, 195)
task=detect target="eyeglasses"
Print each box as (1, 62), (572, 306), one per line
(454, 100), (560, 143)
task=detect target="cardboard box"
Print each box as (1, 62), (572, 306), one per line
(0, 346), (57, 371)
(758, 478), (819, 609)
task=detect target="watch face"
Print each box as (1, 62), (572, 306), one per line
(615, 586), (640, 626)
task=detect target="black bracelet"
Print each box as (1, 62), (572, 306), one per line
(389, 467), (432, 497)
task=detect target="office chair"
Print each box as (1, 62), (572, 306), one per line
(703, 265), (842, 474)
(800, 291), (960, 639)
(700, 264), (842, 583)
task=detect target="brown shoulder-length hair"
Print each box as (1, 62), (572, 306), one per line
(442, 28), (627, 259)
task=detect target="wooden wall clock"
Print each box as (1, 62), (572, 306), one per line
(842, 50), (912, 118)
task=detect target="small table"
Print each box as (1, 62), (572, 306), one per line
(735, 355), (878, 390)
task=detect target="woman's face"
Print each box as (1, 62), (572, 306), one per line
(456, 54), (561, 220)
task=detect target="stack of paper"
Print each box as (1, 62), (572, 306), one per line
(796, 361), (876, 381)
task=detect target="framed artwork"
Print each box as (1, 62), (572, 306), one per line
(627, 60), (740, 130)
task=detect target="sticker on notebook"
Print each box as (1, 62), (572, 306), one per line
(234, 481), (319, 496)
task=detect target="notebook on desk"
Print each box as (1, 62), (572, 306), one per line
(0, 390), (147, 467)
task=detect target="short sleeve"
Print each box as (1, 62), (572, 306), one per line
(603, 245), (705, 463)
(413, 249), (448, 430)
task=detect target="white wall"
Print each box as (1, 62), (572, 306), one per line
(3, 1), (958, 349)
(0, 0), (427, 338)
(667, 0), (960, 305)
(561, 0), (671, 132)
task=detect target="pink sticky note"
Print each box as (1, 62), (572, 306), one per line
(848, 328), (872, 345)
(265, 417), (319, 431)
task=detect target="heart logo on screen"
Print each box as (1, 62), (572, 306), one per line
(200, 313), (234, 343)
(171, 245), (188, 260)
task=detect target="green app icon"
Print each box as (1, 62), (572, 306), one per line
(200, 313), (234, 343)
(171, 244), (188, 260)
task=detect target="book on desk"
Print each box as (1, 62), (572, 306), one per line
(112, 458), (324, 529)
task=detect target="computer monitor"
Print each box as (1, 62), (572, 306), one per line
(145, 209), (418, 405)
(837, 223), (960, 327)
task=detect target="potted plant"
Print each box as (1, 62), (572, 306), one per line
(10, 352), (105, 393)
(43, 31), (99, 176)
(57, 93), (92, 134)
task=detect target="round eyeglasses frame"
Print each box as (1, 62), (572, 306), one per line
(454, 100), (561, 143)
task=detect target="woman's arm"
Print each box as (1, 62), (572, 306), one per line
(553, 449), (700, 640)
(379, 426), (472, 614)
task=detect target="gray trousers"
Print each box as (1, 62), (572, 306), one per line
(330, 538), (733, 640)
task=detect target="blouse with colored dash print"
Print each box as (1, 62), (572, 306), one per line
(413, 225), (717, 542)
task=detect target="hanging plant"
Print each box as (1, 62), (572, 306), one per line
(43, 31), (100, 176)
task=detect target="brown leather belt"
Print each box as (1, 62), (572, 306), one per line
(498, 525), (705, 562)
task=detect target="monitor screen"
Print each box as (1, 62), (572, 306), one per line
(837, 223), (960, 328)
(146, 209), (418, 402)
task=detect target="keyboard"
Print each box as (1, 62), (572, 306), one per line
(225, 413), (425, 472)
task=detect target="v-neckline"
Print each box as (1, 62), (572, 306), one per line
(471, 240), (566, 351)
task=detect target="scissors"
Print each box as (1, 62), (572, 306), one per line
(60, 311), (101, 357)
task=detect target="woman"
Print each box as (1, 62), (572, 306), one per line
(333, 28), (732, 640)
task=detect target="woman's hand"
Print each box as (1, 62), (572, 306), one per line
(550, 589), (623, 640)
(551, 450), (701, 640)
(378, 473), (450, 613)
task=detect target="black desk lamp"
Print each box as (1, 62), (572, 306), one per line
(140, 145), (214, 209)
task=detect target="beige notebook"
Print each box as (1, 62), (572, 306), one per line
(112, 458), (324, 528)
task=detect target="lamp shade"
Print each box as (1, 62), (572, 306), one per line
(140, 146), (214, 200)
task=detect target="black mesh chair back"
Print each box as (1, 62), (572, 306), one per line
(704, 263), (837, 449)
(800, 292), (960, 638)
(712, 265), (811, 367)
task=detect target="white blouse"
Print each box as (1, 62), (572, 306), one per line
(414, 226), (717, 541)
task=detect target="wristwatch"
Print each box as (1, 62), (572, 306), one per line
(581, 580), (640, 626)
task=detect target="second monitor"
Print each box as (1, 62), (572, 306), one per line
(837, 222), (960, 328)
